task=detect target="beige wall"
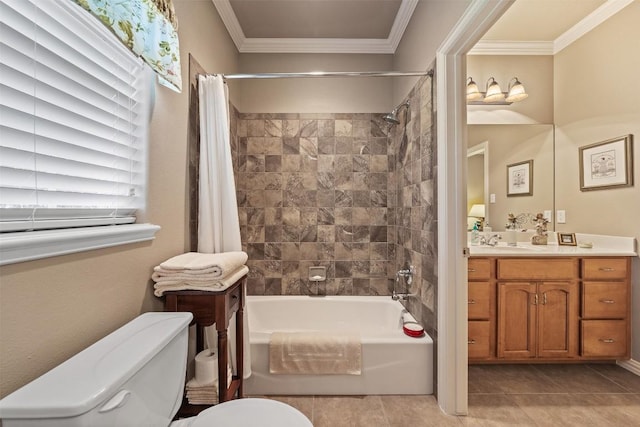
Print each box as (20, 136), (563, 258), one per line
(236, 53), (394, 113)
(553, 2), (640, 359)
(392, 0), (471, 104)
(467, 55), (554, 125)
(0, 0), (238, 398)
(468, 125), (555, 231)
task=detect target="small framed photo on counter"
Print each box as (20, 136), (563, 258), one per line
(557, 232), (577, 246)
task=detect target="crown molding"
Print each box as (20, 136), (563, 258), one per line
(212, 0), (245, 50)
(388, 0), (419, 52)
(553, 0), (634, 54)
(469, 40), (553, 55)
(238, 38), (396, 54)
(212, 0), (416, 54)
(468, 0), (633, 56)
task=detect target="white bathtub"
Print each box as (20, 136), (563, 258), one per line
(244, 295), (433, 395)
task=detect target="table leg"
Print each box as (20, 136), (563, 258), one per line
(217, 328), (228, 402)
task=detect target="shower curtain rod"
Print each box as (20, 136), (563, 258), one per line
(216, 70), (433, 80)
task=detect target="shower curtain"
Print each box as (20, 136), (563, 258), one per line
(198, 74), (251, 379)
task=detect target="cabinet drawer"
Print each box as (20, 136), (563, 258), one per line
(582, 258), (628, 280)
(227, 281), (242, 313)
(581, 320), (627, 357)
(468, 282), (491, 319)
(583, 282), (628, 319)
(468, 258), (491, 280)
(497, 258), (578, 280)
(468, 321), (491, 359)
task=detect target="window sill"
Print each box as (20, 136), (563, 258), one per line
(0, 223), (161, 266)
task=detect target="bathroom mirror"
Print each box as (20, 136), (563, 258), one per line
(467, 124), (555, 232)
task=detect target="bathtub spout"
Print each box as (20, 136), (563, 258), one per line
(391, 290), (408, 301)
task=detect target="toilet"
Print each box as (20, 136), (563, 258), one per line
(0, 312), (312, 427)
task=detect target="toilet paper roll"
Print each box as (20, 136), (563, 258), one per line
(195, 349), (218, 386)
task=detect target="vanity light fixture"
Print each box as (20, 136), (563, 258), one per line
(466, 77), (483, 101)
(505, 77), (529, 102)
(466, 76), (528, 105)
(483, 77), (505, 102)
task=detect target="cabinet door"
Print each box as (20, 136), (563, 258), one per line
(497, 282), (537, 359)
(537, 282), (579, 358)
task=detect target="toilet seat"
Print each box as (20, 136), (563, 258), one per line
(190, 398), (313, 427)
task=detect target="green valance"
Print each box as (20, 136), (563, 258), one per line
(72, 0), (182, 92)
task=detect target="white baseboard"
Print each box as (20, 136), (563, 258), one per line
(617, 359), (640, 376)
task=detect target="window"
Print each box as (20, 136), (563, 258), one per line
(0, 0), (159, 265)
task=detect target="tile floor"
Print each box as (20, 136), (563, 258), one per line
(264, 364), (640, 426)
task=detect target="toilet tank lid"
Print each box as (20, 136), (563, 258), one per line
(0, 312), (192, 419)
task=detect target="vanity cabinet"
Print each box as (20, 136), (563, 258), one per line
(469, 256), (631, 363)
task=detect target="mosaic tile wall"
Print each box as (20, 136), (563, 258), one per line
(232, 113), (396, 296)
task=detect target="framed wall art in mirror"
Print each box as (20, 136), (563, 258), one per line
(579, 134), (634, 191)
(507, 160), (533, 197)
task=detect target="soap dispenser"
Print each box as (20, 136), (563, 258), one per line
(471, 222), (480, 245)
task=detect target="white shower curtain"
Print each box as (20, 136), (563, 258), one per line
(198, 74), (251, 379)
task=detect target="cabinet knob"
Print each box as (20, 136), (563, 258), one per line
(599, 338), (615, 344)
(468, 339), (476, 344)
(599, 299), (615, 304)
(468, 299), (476, 304)
(598, 267), (615, 272)
(468, 268), (476, 272)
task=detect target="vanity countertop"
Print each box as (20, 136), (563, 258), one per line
(469, 233), (637, 257)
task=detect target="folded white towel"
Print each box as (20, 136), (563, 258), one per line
(153, 265), (249, 296)
(185, 365), (232, 405)
(152, 265), (223, 280)
(157, 251), (248, 275)
(152, 272), (226, 283)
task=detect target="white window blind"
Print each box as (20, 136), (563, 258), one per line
(0, 0), (152, 233)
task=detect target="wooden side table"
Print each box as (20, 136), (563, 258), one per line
(163, 276), (246, 417)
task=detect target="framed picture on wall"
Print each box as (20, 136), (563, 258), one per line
(506, 160), (533, 197)
(579, 134), (634, 191)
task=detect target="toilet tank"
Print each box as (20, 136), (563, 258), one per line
(0, 312), (193, 427)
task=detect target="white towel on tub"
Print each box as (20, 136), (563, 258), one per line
(269, 332), (361, 375)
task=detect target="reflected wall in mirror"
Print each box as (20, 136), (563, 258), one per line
(468, 124), (555, 232)
(467, 142), (488, 230)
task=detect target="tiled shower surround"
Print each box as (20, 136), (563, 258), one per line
(229, 68), (437, 359)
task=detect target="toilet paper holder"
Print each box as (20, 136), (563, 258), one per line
(309, 266), (326, 282)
